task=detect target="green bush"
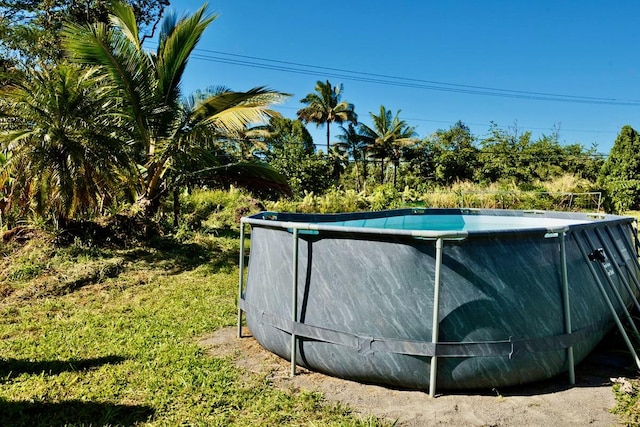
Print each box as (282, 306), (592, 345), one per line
(266, 186), (409, 214)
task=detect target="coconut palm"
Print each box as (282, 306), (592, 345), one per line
(297, 80), (357, 153)
(0, 63), (136, 226)
(223, 125), (271, 161)
(62, 2), (289, 215)
(359, 106), (417, 186)
(327, 144), (349, 180)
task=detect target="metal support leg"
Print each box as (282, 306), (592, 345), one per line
(429, 238), (444, 397)
(559, 233), (575, 384)
(583, 231), (640, 337)
(609, 224), (640, 294)
(633, 219), (640, 256)
(573, 233), (640, 370)
(290, 228), (299, 377)
(237, 221), (246, 339)
(597, 228), (640, 313)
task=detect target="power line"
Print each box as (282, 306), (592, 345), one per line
(188, 48), (640, 107)
(400, 117), (615, 135)
(274, 105), (614, 136)
(142, 42), (622, 139)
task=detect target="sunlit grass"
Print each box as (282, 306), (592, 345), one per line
(0, 234), (384, 426)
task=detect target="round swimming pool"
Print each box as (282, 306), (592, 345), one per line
(237, 208), (640, 393)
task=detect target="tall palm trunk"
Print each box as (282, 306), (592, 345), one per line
(326, 124), (330, 154)
(173, 187), (180, 227)
(362, 158), (368, 191)
(353, 158), (360, 192)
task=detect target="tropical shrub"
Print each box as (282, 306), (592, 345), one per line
(598, 126), (640, 213)
(63, 2), (288, 217)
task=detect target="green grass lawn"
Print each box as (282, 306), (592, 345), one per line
(0, 233), (384, 426)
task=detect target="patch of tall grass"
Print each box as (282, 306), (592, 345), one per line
(264, 175), (602, 214)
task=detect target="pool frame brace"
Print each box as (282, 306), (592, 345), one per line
(236, 214), (640, 397)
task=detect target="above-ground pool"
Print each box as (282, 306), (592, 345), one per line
(237, 208), (640, 394)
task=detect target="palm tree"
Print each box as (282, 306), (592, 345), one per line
(336, 123), (369, 191)
(327, 144), (349, 181)
(359, 106), (417, 186)
(297, 80), (357, 153)
(0, 64), (136, 226)
(224, 126), (271, 161)
(62, 2), (290, 216)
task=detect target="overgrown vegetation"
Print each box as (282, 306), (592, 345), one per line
(266, 176), (601, 214)
(0, 0), (629, 228)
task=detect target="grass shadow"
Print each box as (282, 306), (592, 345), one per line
(207, 229), (241, 239)
(0, 398), (154, 426)
(123, 236), (240, 275)
(0, 355), (126, 384)
(4, 230), (242, 300)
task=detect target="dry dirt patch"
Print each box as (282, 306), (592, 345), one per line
(200, 327), (627, 426)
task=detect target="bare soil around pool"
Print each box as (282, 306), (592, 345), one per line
(200, 327), (634, 426)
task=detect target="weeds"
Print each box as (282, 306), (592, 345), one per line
(613, 379), (640, 426)
(264, 179), (602, 214)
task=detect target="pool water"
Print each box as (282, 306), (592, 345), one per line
(331, 214), (590, 232)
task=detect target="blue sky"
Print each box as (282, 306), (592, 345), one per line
(166, 0), (640, 154)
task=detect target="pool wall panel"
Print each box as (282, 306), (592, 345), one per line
(241, 209), (639, 390)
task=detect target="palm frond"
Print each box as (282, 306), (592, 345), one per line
(189, 86), (289, 133)
(109, 1), (141, 49)
(157, 5), (217, 106)
(62, 20), (155, 150)
(172, 148), (291, 197)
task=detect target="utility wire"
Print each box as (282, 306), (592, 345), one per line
(188, 48), (640, 106)
(142, 42), (623, 138)
(274, 105), (614, 135)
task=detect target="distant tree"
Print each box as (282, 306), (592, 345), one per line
(221, 126), (271, 161)
(598, 125), (640, 213)
(476, 123), (534, 184)
(327, 144), (349, 181)
(477, 122), (605, 187)
(402, 139), (438, 183)
(263, 116), (314, 157)
(0, 0), (169, 66)
(359, 106), (416, 186)
(336, 123), (368, 191)
(268, 145), (334, 198)
(263, 116), (333, 197)
(428, 121), (478, 185)
(560, 142), (604, 182)
(522, 133), (565, 182)
(297, 80), (357, 153)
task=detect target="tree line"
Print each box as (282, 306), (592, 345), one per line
(0, 1), (636, 231)
(269, 80), (609, 197)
